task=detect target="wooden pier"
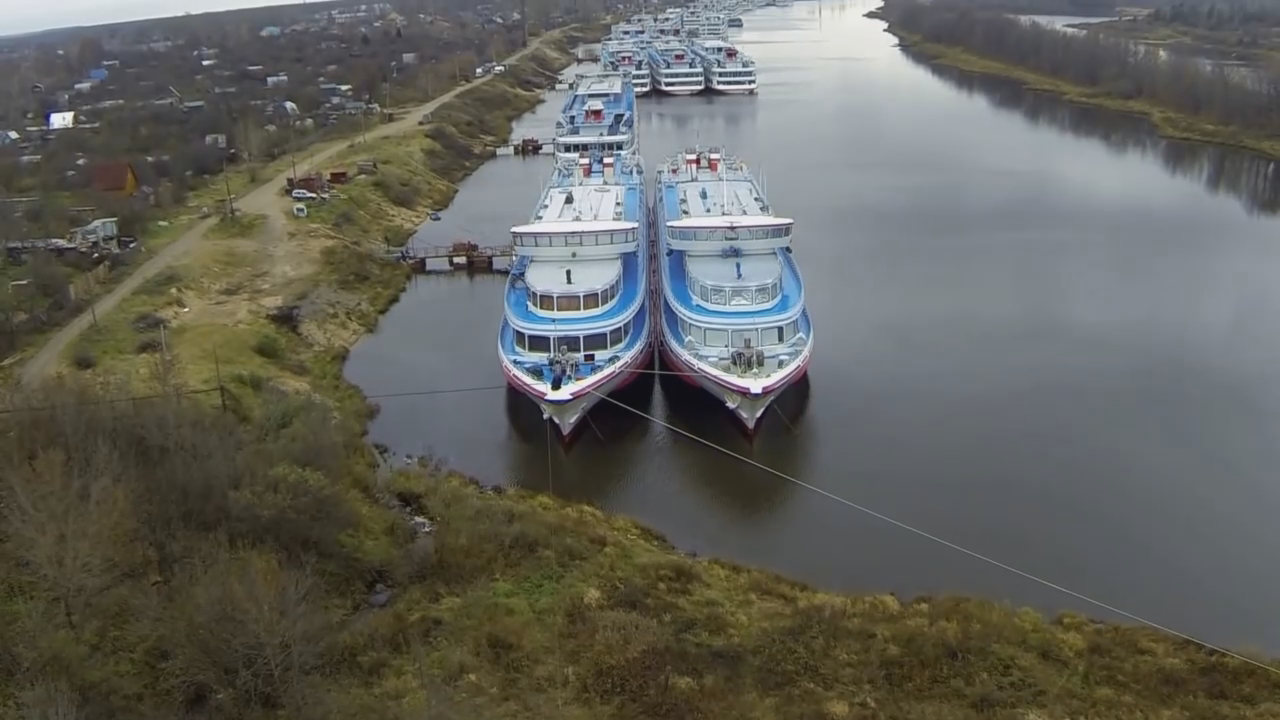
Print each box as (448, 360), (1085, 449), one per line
(394, 241), (512, 274)
(491, 136), (555, 157)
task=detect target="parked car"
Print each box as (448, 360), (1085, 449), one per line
(429, 211), (442, 221)
(291, 189), (319, 201)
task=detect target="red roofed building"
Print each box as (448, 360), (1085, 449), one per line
(90, 162), (140, 197)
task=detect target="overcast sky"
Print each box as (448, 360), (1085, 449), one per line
(3, 0), (308, 37)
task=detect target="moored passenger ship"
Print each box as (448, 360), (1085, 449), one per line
(552, 72), (637, 161)
(647, 39), (707, 95)
(600, 40), (652, 95)
(656, 147), (813, 432)
(498, 153), (652, 437)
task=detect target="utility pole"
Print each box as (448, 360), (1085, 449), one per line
(222, 156), (234, 216)
(522, 0), (529, 48)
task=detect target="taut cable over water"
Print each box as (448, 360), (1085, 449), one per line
(583, 387), (1280, 676)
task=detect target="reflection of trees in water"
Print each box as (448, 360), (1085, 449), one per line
(656, 373), (813, 520)
(502, 377), (655, 504)
(911, 55), (1280, 216)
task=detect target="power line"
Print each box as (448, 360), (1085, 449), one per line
(583, 386), (1280, 677)
(364, 384), (509, 400)
(10, 372), (1277, 672)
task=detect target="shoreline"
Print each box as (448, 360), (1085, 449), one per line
(868, 11), (1280, 160)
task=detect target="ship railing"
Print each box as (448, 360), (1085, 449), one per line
(664, 219), (794, 249)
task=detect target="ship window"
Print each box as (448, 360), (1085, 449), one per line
(783, 321), (797, 341)
(686, 324), (703, 343)
(583, 333), (609, 352)
(527, 290), (537, 307)
(583, 292), (601, 310)
(771, 280), (781, 299)
(601, 284), (612, 304)
(609, 325), (625, 346)
(731, 329), (756, 347)
(729, 289), (752, 306)
(679, 318), (689, 335)
(557, 335), (582, 353)
(538, 294), (555, 311)
(760, 326), (783, 345)
(709, 287), (726, 305)
(536, 235), (551, 247)
(754, 286), (771, 304)
(703, 328), (729, 347)
(556, 295), (581, 311)
(515, 330), (527, 350)
(527, 335), (551, 353)
(699, 284), (710, 302)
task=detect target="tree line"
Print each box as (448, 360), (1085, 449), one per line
(1147, 1), (1280, 29)
(930, 0), (1119, 18)
(880, 0), (1280, 136)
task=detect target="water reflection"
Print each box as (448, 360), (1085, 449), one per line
(910, 55), (1280, 216)
(657, 374), (811, 519)
(505, 374), (657, 505)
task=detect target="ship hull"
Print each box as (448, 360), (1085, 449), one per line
(655, 84), (705, 96)
(502, 321), (653, 438)
(709, 82), (758, 94)
(657, 327), (809, 434)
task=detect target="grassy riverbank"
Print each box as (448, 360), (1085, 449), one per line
(60, 35), (582, 414)
(4, 386), (1280, 718)
(5, 19), (1280, 720)
(870, 10), (1280, 159)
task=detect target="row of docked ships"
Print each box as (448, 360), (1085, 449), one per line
(599, 1), (766, 95)
(498, 72), (813, 437)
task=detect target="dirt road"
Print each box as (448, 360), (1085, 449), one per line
(19, 36), (557, 387)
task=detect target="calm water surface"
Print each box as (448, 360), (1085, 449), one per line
(346, 0), (1280, 653)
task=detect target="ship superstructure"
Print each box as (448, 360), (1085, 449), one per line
(553, 72), (637, 160)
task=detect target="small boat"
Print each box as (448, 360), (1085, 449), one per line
(655, 147), (813, 432)
(498, 151), (653, 438)
(552, 72), (638, 161)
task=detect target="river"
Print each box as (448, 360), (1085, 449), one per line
(346, 0), (1280, 654)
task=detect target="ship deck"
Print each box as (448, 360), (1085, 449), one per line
(506, 250), (645, 329)
(664, 248), (803, 322)
(559, 74), (635, 138)
(663, 177), (769, 218)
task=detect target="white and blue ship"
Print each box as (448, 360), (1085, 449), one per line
(553, 72), (638, 161)
(600, 40), (652, 96)
(691, 40), (758, 94)
(498, 152), (653, 437)
(647, 39), (707, 96)
(655, 147), (812, 432)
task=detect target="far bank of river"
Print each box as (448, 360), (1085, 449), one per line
(347, 0), (1280, 654)
(875, 8), (1280, 159)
